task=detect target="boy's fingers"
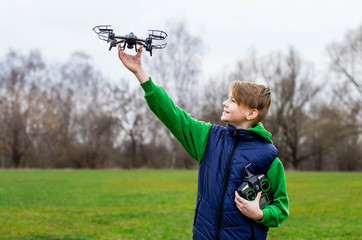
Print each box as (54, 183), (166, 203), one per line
(256, 191), (262, 201)
(255, 191), (261, 202)
(235, 191), (246, 203)
(136, 45), (143, 57)
(118, 45), (124, 59)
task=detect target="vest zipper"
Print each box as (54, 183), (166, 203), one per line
(249, 219), (255, 240)
(193, 195), (202, 225)
(215, 132), (239, 240)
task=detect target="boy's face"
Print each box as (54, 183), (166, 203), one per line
(221, 92), (251, 129)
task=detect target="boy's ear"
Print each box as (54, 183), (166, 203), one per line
(246, 109), (258, 121)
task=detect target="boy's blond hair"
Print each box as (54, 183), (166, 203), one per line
(229, 81), (271, 123)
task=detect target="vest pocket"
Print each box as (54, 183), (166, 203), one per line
(193, 195), (202, 225)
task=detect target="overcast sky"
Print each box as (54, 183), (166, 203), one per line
(1, 0), (362, 81)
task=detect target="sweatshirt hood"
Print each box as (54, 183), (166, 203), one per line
(248, 122), (273, 144)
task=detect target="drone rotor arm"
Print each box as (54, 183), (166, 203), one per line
(112, 35), (130, 41)
(135, 41), (146, 47)
(108, 40), (126, 51)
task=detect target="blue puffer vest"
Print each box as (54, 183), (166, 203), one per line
(193, 124), (278, 240)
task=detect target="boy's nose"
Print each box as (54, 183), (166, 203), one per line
(223, 100), (228, 107)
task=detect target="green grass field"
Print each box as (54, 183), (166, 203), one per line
(0, 170), (361, 240)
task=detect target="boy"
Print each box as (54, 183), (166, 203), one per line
(117, 45), (289, 240)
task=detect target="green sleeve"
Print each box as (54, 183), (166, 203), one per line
(141, 78), (212, 163)
(256, 157), (289, 227)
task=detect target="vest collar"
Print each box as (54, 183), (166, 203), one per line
(227, 124), (257, 139)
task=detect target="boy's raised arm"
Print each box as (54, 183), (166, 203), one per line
(118, 45), (212, 163)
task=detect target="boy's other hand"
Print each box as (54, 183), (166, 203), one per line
(235, 191), (264, 221)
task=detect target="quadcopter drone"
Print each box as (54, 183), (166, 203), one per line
(93, 25), (168, 56)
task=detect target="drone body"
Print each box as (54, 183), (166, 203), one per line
(93, 25), (167, 56)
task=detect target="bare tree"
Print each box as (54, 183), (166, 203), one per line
(0, 51), (49, 167)
(55, 52), (118, 168)
(326, 24), (362, 170)
(201, 74), (229, 125)
(229, 49), (259, 83)
(327, 24), (362, 99)
(109, 78), (151, 168)
(260, 48), (320, 169)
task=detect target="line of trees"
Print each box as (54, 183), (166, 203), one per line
(0, 22), (361, 170)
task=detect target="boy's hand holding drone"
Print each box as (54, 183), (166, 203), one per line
(235, 191), (264, 221)
(118, 45), (148, 84)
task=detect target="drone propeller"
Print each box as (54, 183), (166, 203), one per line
(148, 30), (168, 40)
(93, 25), (114, 42)
(152, 43), (167, 49)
